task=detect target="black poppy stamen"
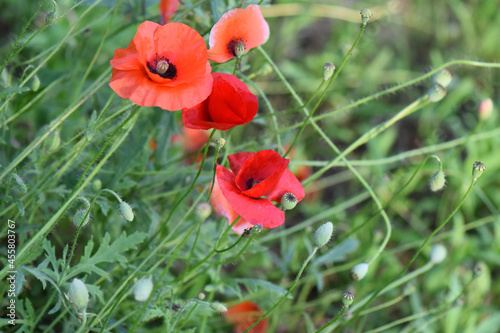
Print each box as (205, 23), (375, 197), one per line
(227, 37), (246, 57)
(147, 54), (177, 79)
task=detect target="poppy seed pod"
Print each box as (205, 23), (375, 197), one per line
(342, 291), (355, 306)
(350, 263), (369, 281)
(427, 84), (447, 102)
(429, 170), (446, 192)
(69, 278), (89, 311)
(323, 62), (335, 81)
(133, 278), (153, 302)
(313, 222), (333, 248)
(360, 9), (373, 25)
(472, 161), (486, 183)
(119, 201), (134, 222)
(430, 244), (447, 263)
(281, 192), (298, 210)
(432, 69), (452, 88)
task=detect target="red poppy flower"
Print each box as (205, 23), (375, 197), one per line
(210, 178), (253, 234)
(207, 5), (270, 63)
(216, 150), (305, 229)
(223, 301), (268, 333)
(109, 21), (212, 111)
(182, 73), (258, 130)
(159, 0), (179, 25)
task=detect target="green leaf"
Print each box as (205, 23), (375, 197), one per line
(235, 278), (292, 299)
(86, 283), (104, 304)
(14, 198), (25, 216)
(21, 264), (58, 290)
(475, 312), (500, 333)
(313, 238), (359, 267)
(48, 298), (62, 315)
(0, 85), (30, 98)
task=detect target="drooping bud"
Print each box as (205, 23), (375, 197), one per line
(427, 84), (447, 102)
(73, 209), (90, 228)
(323, 62), (335, 81)
(156, 60), (170, 75)
(478, 98), (493, 121)
(432, 69), (452, 88)
(342, 291), (355, 306)
(69, 278), (89, 311)
(210, 302), (228, 313)
(429, 170), (446, 192)
(472, 161), (485, 183)
(429, 244), (447, 263)
(313, 221), (333, 248)
(31, 75), (41, 92)
(119, 201), (134, 222)
(133, 277), (153, 302)
(92, 179), (102, 192)
(360, 9), (373, 26)
(281, 192), (298, 210)
(234, 42), (246, 59)
(350, 263), (369, 281)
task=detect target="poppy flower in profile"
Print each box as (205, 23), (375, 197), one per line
(207, 5), (270, 63)
(210, 178), (253, 234)
(159, 0), (179, 24)
(223, 301), (268, 333)
(109, 21), (212, 111)
(216, 150), (305, 229)
(182, 73), (258, 130)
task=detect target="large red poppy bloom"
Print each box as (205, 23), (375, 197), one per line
(216, 150), (305, 229)
(207, 5), (270, 63)
(159, 0), (179, 24)
(182, 73), (258, 130)
(223, 301), (268, 333)
(110, 21), (212, 111)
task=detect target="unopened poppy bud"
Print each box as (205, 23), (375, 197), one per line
(73, 209), (90, 228)
(472, 161), (485, 183)
(323, 62), (335, 81)
(196, 202), (212, 220)
(133, 277), (153, 302)
(31, 75), (40, 92)
(429, 170), (446, 192)
(313, 221), (333, 248)
(342, 291), (355, 306)
(210, 302), (228, 313)
(119, 201), (134, 222)
(281, 192), (298, 210)
(478, 98), (493, 120)
(427, 84), (446, 102)
(432, 69), (452, 88)
(69, 278), (89, 311)
(198, 292), (206, 300)
(360, 9), (373, 25)
(12, 174), (27, 193)
(350, 263), (369, 281)
(430, 244), (447, 263)
(234, 42), (246, 58)
(47, 130), (61, 151)
(92, 179), (102, 192)
(156, 60), (170, 75)
(216, 137), (226, 151)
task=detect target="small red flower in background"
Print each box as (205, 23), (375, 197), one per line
(159, 0), (179, 24)
(110, 21), (212, 111)
(216, 150), (305, 229)
(170, 125), (210, 153)
(207, 5), (270, 63)
(223, 301), (268, 333)
(182, 73), (258, 130)
(210, 178), (253, 234)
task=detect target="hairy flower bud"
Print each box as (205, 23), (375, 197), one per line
(31, 75), (41, 92)
(313, 222), (333, 248)
(430, 244), (447, 263)
(432, 69), (452, 88)
(12, 174), (27, 193)
(429, 170), (446, 192)
(210, 302), (228, 313)
(119, 201), (134, 222)
(69, 278), (89, 311)
(350, 263), (369, 281)
(73, 209), (90, 228)
(427, 84), (447, 102)
(133, 278), (153, 302)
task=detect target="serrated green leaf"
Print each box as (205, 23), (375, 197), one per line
(48, 298), (62, 314)
(21, 264), (58, 290)
(25, 298), (35, 322)
(96, 198), (110, 216)
(0, 85), (30, 98)
(86, 284), (104, 304)
(14, 198), (25, 216)
(144, 307), (166, 322)
(14, 269), (26, 294)
(313, 238), (359, 267)
(235, 278), (291, 299)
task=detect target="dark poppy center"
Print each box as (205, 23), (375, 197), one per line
(245, 177), (260, 190)
(227, 37), (246, 57)
(147, 54), (177, 79)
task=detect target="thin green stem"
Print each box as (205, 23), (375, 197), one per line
(316, 306), (348, 333)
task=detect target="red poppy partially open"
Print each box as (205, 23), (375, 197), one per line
(182, 73), (258, 130)
(159, 0), (179, 24)
(207, 5), (270, 63)
(210, 178), (253, 234)
(216, 150), (305, 229)
(110, 21), (212, 111)
(223, 301), (268, 333)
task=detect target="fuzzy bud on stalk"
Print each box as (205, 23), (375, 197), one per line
(281, 192), (298, 210)
(427, 84), (447, 102)
(350, 263), (369, 281)
(119, 201), (134, 222)
(432, 69), (452, 88)
(133, 278), (153, 302)
(73, 209), (90, 228)
(210, 302), (228, 313)
(323, 62), (335, 81)
(69, 278), (89, 311)
(360, 9), (373, 26)
(429, 170), (446, 192)
(478, 98), (493, 121)
(472, 161), (485, 183)
(31, 75), (41, 92)
(430, 244), (447, 263)
(342, 291), (355, 306)
(12, 174), (27, 193)
(92, 179), (102, 192)
(313, 221), (333, 248)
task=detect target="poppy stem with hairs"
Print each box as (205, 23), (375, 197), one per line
(233, 57), (240, 76)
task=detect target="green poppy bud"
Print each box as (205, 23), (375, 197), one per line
(31, 75), (41, 92)
(429, 244), (447, 263)
(69, 278), (89, 311)
(133, 278), (153, 302)
(342, 291), (355, 306)
(73, 209), (90, 228)
(281, 192), (298, 210)
(210, 302), (228, 313)
(313, 221), (333, 248)
(432, 69), (452, 88)
(92, 179), (102, 192)
(350, 263), (369, 281)
(119, 201), (134, 222)
(429, 170), (446, 192)
(427, 84), (447, 102)
(196, 202), (212, 220)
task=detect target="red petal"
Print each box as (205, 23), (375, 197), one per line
(266, 169), (305, 203)
(110, 40), (141, 70)
(208, 5), (270, 63)
(235, 150), (288, 198)
(159, 0), (179, 24)
(217, 165), (285, 228)
(228, 152), (255, 174)
(223, 301), (268, 333)
(132, 21), (160, 68)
